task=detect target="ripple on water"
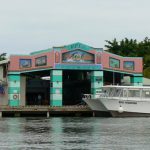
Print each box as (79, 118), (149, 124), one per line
(0, 117), (150, 150)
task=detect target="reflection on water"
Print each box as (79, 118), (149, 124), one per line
(0, 117), (150, 149)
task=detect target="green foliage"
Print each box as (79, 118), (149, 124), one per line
(144, 67), (150, 78)
(105, 37), (150, 78)
(0, 53), (7, 61)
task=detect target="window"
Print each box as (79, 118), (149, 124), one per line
(20, 59), (32, 69)
(124, 61), (134, 70)
(35, 56), (47, 66)
(109, 57), (120, 68)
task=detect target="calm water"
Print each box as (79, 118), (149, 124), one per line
(0, 117), (150, 150)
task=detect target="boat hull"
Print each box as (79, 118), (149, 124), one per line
(100, 98), (150, 117)
(110, 111), (150, 117)
(83, 98), (108, 111)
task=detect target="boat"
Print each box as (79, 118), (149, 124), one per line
(83, 86), (150, 117)
(82, 93), (108, 112)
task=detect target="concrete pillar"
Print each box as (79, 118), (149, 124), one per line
(8, 74), (21, 107)
(50, 70), (63, 106)
(91, 71), (103, 98)
(20, 76), (26, 106)
(130, 75), (143, 86)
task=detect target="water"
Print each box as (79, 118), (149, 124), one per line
(0, 117), (150, 150)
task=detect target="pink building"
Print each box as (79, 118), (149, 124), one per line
(0, 42), (143, 107)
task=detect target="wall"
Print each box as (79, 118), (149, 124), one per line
(101, 52), (143, 73)
(9, 51), (54, 72)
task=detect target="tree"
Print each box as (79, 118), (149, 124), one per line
(105, 37), (150, 78)
(0, 53), (7, 61)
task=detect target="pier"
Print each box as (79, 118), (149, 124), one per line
(0, 105), (95, 117)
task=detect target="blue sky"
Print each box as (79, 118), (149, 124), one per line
(0, 0), (150, 55)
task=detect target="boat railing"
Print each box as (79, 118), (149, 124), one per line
(82, 93), (108, 100)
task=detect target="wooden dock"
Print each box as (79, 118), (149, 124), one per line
(0, 105), (95, 117)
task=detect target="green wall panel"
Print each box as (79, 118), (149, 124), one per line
(8, 75), (20, 81)
(8, 81), (20, 88)
(50, 100), (62, 106)
(52, 82), (62, 88)
(9, 100), (20, 106)
(50, 88), (62, 94)
(51, 76), (63, 82)
(8, 87), (20, 94)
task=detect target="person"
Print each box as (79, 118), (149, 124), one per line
(37, 94), (42, 105)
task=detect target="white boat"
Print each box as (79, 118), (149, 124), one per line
(83, 86), (150, 117)
(83, 94), (108, 112)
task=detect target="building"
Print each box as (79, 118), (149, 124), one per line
(0, 42), (143, 107)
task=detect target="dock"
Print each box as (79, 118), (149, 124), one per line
(0, 105), (96, 117)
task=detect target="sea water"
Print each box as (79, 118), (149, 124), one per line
(0, 117), (149, 150)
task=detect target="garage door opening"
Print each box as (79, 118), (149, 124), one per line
(63, 70), (91, 105)
(25, 70), (50, 106)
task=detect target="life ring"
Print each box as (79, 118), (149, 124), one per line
(13, 94), (18, 100)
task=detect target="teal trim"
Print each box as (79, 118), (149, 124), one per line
(30, 48), (52, 55)
(103, 68), (143, 76)
(91, 76), (103, 83)
(50, 88), (62, 94)
(50, 100), (62, 106)
(65, 42), (92, 51)
(105, 51), (143, 59)
(8, 87), (20, 94)
(51, 70), (62, 76)
(20, 68), (51, 73)
(51, 76), (62, 82)
(133, 74), (143, 77)
(130, 76), (143, 83)
(8, 75), (20, 81)
(91, 71), (103, 76)
(10, 54), (29, 56)
(9, 100), (19, 106)
(8, 72), (20, 75)
(55, 64), (102, 70)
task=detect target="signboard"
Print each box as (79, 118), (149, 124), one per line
(55, 64), (102, 70)
(62, 50), (94, 64)
(124, 61), (134, 70)
(20, 59), (32, 69)
(35, 56), (47, 66)
(109, 57), (120, 68)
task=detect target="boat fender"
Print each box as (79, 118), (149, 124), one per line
(118, 106), (124, 113)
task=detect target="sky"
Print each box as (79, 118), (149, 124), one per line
(0, 0), (150, 55)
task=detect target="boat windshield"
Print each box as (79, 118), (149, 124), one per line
(102, 86), (150, 98)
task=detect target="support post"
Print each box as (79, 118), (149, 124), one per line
(8, 74), (21, 107)
(50, 70), (63, 106)
(130, 75), (143, 86)
(91, 71), (103, 98)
